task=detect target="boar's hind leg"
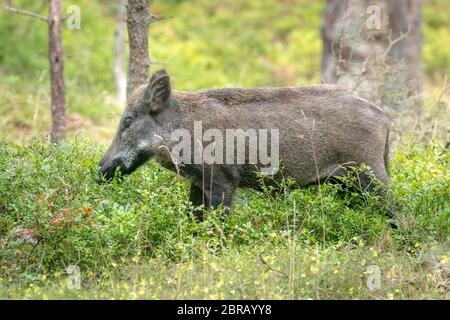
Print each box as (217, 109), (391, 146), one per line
(324, 164), (396, 228)
(322, 164), (388, 199)
(356, 165), (397, 228)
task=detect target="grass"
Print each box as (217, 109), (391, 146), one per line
(1, 245), (448, 300)
(0, 139), (448, 299)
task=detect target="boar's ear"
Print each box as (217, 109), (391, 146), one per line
(144, 69), (171, 113)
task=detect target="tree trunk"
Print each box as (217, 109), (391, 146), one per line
(113, 1), (127, 105)
(387, 0), (423, 109)
(49, 0), (66, 143)
(321, 0), (423, 113)
(320, 0), (350, 84)
(126, 0), (151, 98)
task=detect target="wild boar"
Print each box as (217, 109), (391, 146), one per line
(99, 69), (392, 220)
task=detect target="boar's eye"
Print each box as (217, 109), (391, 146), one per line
(123, 117), (133, 129)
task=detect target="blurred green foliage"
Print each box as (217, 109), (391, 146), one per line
(150, 0), (324, 89)
(422, 0), (450, 80)
(1, 0), (448, 95)
(0, 0), (117, 123)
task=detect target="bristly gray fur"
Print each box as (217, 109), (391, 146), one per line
(99, 69), (391, 220)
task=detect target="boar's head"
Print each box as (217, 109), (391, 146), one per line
(98, 69), (172, 181)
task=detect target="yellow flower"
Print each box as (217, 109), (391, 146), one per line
(210, 262), (218, 272)
(310, 265), (319, 273)
(333, 269), (339, 275)
(440, 255), (448, 265)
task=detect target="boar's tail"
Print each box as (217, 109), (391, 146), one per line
(384, 130), (390, 175)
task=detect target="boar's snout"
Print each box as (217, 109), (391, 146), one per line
(98, 152), (126, 183)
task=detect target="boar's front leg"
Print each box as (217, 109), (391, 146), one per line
(189, 184), (204, 220)
(188, 181), (235, 221)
